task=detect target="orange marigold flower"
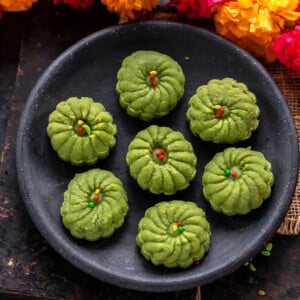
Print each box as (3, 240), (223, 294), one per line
(101, 0), (159, 22)
(212, 0), (300, 62)
(0, 0), (38, 12)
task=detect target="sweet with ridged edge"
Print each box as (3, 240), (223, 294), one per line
(126, 125), (197, 195)
(186, 78), (260, 144)
(61, 168), (128, 241)
(202, 147), (274, 216)
(116, 50), (185, 121)
(136, 200), (211, 268)
(47, 97), (117, 166)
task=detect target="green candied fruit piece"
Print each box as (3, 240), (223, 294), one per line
(116, 50), (185, 121)
(186, 78), (260, 144)
(136, 200), (211, 268)
(60, 168), (129, 241)
(126, 125), (197, 195)
(202, 147), (274, 216)
(47, 97), (117, 166)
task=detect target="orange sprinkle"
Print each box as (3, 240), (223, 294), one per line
(258, 290), (266, 296)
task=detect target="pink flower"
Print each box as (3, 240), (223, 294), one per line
(54, 0), (93, 10)
(208, 0), (225, 7)
(273, 26), (300, 76)
(167, 0), (213, 18)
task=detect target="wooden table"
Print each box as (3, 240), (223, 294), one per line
(1, 1), (299, 299)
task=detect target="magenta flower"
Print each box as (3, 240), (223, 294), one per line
(273, 26), (300, 76)
(54, 0), (94, 10)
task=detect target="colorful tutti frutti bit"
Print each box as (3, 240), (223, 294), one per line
(224, 168), (237, 178)
(214, 104), (225, 119)
(194, 260), (201, 266)
(172, 221), (185, 233)
(88, 188), (101, 208)
(155, 149), (166, 161)
(77, 119), (91, 135)
(149, 70), (158, 87)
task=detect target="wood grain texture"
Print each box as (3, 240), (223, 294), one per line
(0, 1), (299, 299)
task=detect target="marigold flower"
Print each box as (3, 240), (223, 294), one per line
(101, 0), (159, 22)
(0, 0), (38, 11)
(212, 0), (300, 62)
(54, 0), (94, 10)
(273, 26), (300, 76)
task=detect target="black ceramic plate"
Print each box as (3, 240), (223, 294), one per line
(16, 21), (299, 292)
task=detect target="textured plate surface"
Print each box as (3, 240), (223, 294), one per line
(16, 21), (299, 292)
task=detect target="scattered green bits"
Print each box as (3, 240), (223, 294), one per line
(244, 242), (273, 271)
(261, 242), (273, 256)
(261, 250), (271, 256)
(265, 242), (273, 252)
(249, 263), (257, 272)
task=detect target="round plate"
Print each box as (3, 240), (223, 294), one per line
(16, 21), (299, 292)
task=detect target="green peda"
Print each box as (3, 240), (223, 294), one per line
(202, 147), (274, 216)
(126, 125), (197, 195)
(116, 50), (185, 121)
(47, 97), (117, 166)
(186, 78), (260, 144)
(136, 200), (211, 268)
(61, 168), (128, 241)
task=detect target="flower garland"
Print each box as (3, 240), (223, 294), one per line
(0, 0), (299, 75)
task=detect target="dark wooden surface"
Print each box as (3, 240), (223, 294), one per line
(0, 1), (299, 299)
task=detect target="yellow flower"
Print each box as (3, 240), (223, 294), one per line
(101, 0), (159, 22)
(212, 0), (300, 61)
(0, 0), (38, 11)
